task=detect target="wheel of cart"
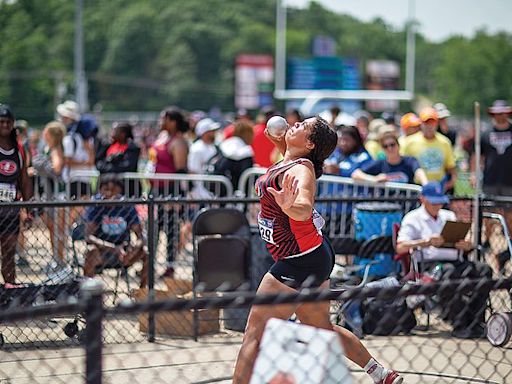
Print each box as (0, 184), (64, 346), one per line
(63, 316), (86, 340)
(482, 212), (512, 347)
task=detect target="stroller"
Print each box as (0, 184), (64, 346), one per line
(0, 277), (83, 347)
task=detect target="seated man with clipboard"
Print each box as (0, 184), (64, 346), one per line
(396, 182), (492, 339)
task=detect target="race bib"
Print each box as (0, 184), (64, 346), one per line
(312, 209), (325, 233)
(0, 183), (16, 202)
(258, 212), (277, 245)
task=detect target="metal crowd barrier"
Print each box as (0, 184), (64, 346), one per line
(34, 170), (234, 200)
(238, 167), (422, 236)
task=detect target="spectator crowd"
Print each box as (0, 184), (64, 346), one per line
(0, 99), (511, 309)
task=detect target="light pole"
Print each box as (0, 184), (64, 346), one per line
(405, 0), (416, 94)
(75, 0), (88, 112)
(275, 0), (287, 95)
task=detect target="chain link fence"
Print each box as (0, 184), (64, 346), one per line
(0, 276), (511, 383)
(0, 194), (512, 383)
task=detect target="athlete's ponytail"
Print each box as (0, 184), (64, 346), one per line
(306, 117), (337, 179)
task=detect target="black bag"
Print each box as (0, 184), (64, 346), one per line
(206, 147), (234, 178)
(205, 147), (234, 197)
(362, 298), (416, 336)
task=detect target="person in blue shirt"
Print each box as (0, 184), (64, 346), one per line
(324, 125), (373, 177)
(352, 125), (428, 185)
(319, 126), (373, 235)
(83, 175), (147, 288)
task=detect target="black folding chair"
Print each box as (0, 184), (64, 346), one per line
(192, 208), (251, 339)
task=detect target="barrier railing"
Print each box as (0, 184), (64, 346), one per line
(34, 170), (234, 200)
(238, 166), (422, 236)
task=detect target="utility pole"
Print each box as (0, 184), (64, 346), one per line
(75, 0), (88, 112)
(405, 0), (416, 94)
(275, 0), (287, 94)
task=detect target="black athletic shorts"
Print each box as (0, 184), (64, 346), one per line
(269, 237), (335, 289)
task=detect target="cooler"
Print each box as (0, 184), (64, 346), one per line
(353, 202), (403, 277)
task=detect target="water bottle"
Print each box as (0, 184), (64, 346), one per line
(431, 263), (444, 281)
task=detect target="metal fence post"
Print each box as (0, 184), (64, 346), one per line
(476, 194), (483, 260)
(82, 279), (104, 384)
(147, 194), (156, 342)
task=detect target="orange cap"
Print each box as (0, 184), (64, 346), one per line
(419, 107), (438, 122)
(400, 113), (422, 130)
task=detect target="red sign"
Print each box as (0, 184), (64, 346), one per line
(235, 54), (274, 109)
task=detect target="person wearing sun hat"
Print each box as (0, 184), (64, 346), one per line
(401, 107), (456, 191)
(396, 181), (492, 339)
(477, 99), (512, 272)
(479, 100), (512, 197)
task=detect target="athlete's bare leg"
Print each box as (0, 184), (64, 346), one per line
(233, 276), (374, 384)
(233, 273), (299, 384)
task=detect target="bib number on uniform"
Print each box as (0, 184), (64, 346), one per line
(0, 183), (16, 202)
(312, 209), (325, 233)
(258, 212), (277, 245)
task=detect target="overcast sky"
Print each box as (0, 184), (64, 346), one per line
(286, 0), (511, 42)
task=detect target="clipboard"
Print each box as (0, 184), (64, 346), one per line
(439, 221), (471, 248)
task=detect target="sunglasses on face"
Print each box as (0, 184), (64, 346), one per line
(382, 142), (397, 149)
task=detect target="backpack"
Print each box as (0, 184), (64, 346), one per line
(361, 298), (416, 336)
(204, 147), (236, 197)
(67, 115), (99, 154)
(75, 114), (99, 140)
(205, 146), (234, 179)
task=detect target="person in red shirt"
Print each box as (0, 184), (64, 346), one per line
(96, 122), (141, 197)
(251, 107), (279, 167)
(233, 116), (402, 384)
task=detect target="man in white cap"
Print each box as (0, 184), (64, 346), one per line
(434, 102), (456, 146)
(187, 118), (221, 175)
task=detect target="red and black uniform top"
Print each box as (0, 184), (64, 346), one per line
(255, 158), (324, 261)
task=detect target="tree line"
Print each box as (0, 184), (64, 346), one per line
(0, 0), (511, 124)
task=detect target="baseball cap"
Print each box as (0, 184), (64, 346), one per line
(421, 181), (449, 205)
(0, 104), (14, 120)
(195, 118), (221, 137)
(367, 118), (386, 140)
(488, 100), (512, 115)
(434, 103), (451, 119)
(419, 107), (438, 123)
(377, 124), (398, 141)
(56, 100), (81, 121)
(14, 119), (28, 132)
(400, 113), (422, 130)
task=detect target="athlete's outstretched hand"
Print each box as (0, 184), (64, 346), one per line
(267, 173), (299, 211)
